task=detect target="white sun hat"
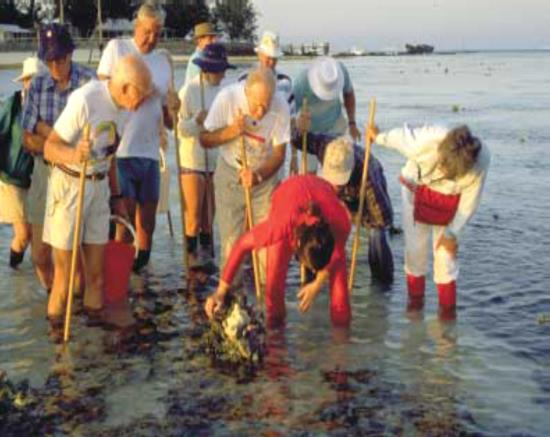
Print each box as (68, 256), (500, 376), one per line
(13, 57), (46, 83)
(255, 30), (283, 58)
(320, 136), (355, 186)
(307, 56), (344, 101)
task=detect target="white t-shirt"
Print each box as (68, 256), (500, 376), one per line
(54, 80), (125, 174)
(97, 38), (171, 160)
(203, 82), (290, 171)
(177, 74), (222, 172)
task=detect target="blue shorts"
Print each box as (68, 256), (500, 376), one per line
(117, 157), (160, 204)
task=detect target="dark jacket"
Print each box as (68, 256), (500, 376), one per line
(0, 91), (34, 188)
(291, 131), (394, 228)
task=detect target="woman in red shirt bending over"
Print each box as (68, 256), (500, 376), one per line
(204, 174), (352, 327)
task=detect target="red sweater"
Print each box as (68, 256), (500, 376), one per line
(222, 175), (351, 284)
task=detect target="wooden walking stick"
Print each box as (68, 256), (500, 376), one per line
(300, 98), (309, 174)
(299, 98), (308, 286)
(161, 50), (190, 274)
(64, 124), (90, 343)
(240, 136), (262, 301)
(348, 98), (376, 292)
(199, 73), (215, 259)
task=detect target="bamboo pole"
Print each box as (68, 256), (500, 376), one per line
(240, 136), (262, 300)
(161, 50), (190, 275)
(199, 73), (215, 259)
(63, 124), (90, 343)
(300, 98), (309, 174)
(299, 98), (308, 285)
(348, 98), (376, 292)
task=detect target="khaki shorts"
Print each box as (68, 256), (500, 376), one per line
(0, 179), (27, 223)
(26, 157), (51, 225)
(43, 167), (110, 250)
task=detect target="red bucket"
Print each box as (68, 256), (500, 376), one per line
(103, 216), (137, 306)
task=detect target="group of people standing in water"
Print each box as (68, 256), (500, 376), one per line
(0, 2), (490, 334)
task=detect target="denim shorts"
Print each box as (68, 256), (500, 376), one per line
(117, 157), (160, 204)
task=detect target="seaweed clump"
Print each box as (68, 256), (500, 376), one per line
(0, 370), (47, 434)
(202, 293), (266, 374)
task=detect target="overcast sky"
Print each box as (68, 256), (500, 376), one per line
(253, 0), (550, 51)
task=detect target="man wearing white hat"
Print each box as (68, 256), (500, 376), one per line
(293, 56), (359, 171)
(239, 31), (295, 115)
(0, 57), (45, 268)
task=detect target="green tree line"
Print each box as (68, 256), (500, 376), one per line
(0, 0), (257, 42)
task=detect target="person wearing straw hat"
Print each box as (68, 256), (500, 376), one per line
(97, 3), (180, 272)
(291, 129), (395, 284)
(0, 57), (45, 268)
(21, 23), (95, 291)
(184, 21), (219, 86)
(239, 31), (295, 115)
(178, 42), (236, 270)
(368, 123), (490, 320)
(293, 56), (360, 173)
(200, 67), (291, 286)
(204, 174), (352, 328)
(43, 55), (152, 328)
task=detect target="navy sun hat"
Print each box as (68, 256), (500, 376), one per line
(192, 43), (236, 73)
(38, 23), (75, 62)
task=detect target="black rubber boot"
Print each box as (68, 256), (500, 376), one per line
(9, 248), (25, 269)
(133, 249), (151, 273)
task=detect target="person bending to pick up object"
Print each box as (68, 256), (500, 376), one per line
(369, 123), (490, 320)
(43, 55), (152, 328)
(205, 175), (352, 328)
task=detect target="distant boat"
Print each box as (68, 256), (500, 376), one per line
(349, 46), (365, 56)
(405, 44), (434, 54)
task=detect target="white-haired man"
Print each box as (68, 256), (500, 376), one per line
(97, 2), (179, 272)
(44, 55), (152, 327)
(200, 67), (290, 284)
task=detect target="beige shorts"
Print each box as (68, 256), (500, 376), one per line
(0, 179), (27, 223)
(43, 167), (110, 250)
(26, 157), (51, 225)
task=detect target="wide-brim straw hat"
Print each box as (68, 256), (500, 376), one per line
(192, 42), (236, 73)
(254, 30), (283, 58)
(193, 22), (219, 40)
(13, 57), (46, 82)
(307, 56), (345, 101)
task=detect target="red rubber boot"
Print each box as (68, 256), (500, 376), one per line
(407, 274), (425, 311)
(437, 281), (457, 321)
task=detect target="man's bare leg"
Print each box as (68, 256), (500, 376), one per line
(81, 243), (104, 311)
(48, 247), (71, 318)
(133, 201), (158, 271)
(31, 223), (53, 290)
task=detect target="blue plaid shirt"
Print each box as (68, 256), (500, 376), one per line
(21, 62), (95, 136)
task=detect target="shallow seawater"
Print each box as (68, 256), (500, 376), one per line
(1, 52), (550, 435)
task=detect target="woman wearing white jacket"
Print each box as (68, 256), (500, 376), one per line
(369, 124), (490, 319)
(178, 43), (235, 268)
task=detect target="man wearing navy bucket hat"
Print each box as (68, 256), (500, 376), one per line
(21, 23), (95, 292)
(177, 43), (235, 270)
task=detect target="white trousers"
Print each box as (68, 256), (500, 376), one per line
(401, 187), (459, 284)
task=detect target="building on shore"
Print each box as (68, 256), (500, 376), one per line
(0, 24), (33, 43)
(283, 42), (330, 57)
